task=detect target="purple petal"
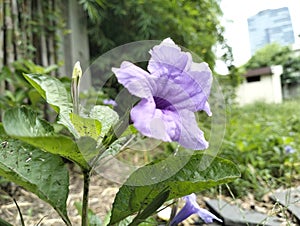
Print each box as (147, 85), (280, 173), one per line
(197, 208), (222, 224)
(175, 109), (208, 150)
(130, 98), (178, 142)
(151, 76), (198, 112)
(148, 38), (192, 77)
(171, 194), (222, 225)
(170, 195), (198, 225)
(103, 99), (117, 106)
(173, 63), (212, 114)
(112, 61), (154, 99)
(148, 38), (213, 114)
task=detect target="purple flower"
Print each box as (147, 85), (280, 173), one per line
(112, 38), (212, 150)
(103, 99), (117, 107)
(285, 145), (295, 154)
(170, 193), (222, 225)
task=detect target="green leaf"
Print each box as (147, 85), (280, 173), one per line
(70, 113), (102, 140)
(23, 73), (75, 135)
(129, 189), (170, 226)
(0, 125), (71, 226)
(90, 105), (119, 138)
(3, 107), (89, 170)
(109, 153), (240, 224)
(0, 217), (13, 226)
(23, 73), (71, 113)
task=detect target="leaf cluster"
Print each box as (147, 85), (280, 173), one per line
(243, 42), (300, 85)
(85, 0), (224, 68)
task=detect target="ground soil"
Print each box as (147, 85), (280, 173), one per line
(0, 164), (298, 226)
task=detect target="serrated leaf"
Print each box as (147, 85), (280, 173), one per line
(70, 113), (102, 140)
(23, 73), (76, 135)
(0, 125), (71, 226)
(109, 153), (240, 224)
(3, 107), (89, 170)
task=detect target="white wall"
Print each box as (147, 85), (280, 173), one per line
(236, 66), (283, 105)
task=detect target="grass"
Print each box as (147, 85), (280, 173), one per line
(217, 100), (300, 199)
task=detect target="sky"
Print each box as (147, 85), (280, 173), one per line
(216, 0), (300, 73)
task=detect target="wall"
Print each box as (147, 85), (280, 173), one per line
(236, 66), (283, 105)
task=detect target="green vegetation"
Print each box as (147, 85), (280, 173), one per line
(242, 42), (300, 86)
(84, 0), (226, 68)
(219, 101), (300, 198)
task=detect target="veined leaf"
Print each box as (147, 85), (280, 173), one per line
(3, 107), (89, 170)
(70, 113), (102, 140)
(90, 105), (119, 138)
(0, 125), (71, 226)
(23, 73), (76, 135)
(109, 153), (240, 224)
(23, 73), (71, 113)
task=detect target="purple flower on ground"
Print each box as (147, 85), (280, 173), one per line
(285, 145), (295, 154)
(112, 38), (212, 150)
(170, 193), (222, 225)
(103, 99), (117, 107)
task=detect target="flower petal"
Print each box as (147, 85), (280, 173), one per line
(151, 76), (198, 112)
(197, 208), (222, 224)
(175, 109), (209, 150)
(112, 61), (154, 99)
(148, 38), (192, 77)
(171, 193), (222, 225)
(130, 98), (178, 142)
(173, 62), (212, 114)
(170, 201), (197, 226)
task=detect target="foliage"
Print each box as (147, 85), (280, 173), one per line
(0, 124), (71, 225)
(219, 101), (300, 198)
(243, 42), (300, 85)
(0, 60), (57, 110)
(215, 66), (245, 105)
(245, 43), (291, 69)
(0, 67), (239, 225)
(85, 0), (224, 68)
(110, 153), (239, 224)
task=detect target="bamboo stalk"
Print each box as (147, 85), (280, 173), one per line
(4, 0), (14, 66)
(47, 0), (56, 74)
(12, 0), (20, 60)
(0, 0), (3, 120)
(27, 0), (33, 59)
(37, 0), (48, 66)
(4, 0), (14, 92)
(18, 0), (27, 58)
(0, 0), (4, 68)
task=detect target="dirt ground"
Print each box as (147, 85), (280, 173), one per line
(0, 164), (298, 226)
(0, 164), (119, 226)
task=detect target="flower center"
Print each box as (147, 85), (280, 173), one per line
(153, 96), (173, 110)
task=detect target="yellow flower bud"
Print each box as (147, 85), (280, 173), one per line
(72, 61), (82, 79)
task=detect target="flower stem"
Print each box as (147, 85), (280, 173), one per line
(81, 170), (90, 226)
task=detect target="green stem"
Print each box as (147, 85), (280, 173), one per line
(82, 170), (91, 226)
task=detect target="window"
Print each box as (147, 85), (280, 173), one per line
(246, 76), (261, 82)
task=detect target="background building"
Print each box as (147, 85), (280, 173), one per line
(236, 66), (283, 106)
(248, 7), (295, 55)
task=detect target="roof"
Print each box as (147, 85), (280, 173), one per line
(244, 66), (273, 77)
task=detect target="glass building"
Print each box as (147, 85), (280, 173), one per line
(248, 7), (295, 55)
